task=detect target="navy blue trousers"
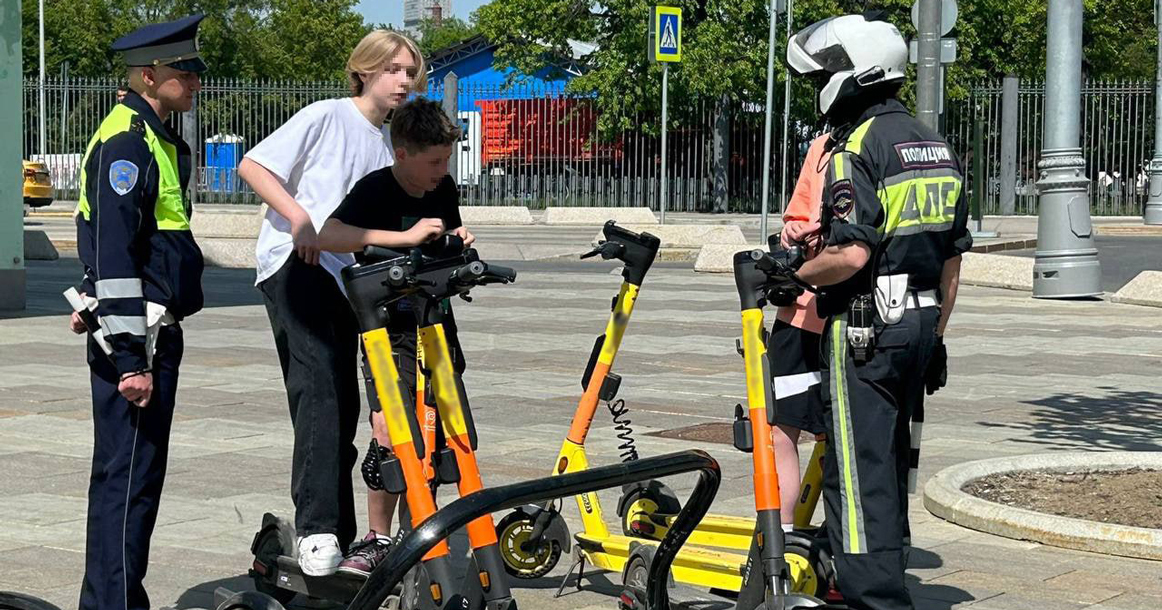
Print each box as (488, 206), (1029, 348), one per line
(79, 325), (183, 610)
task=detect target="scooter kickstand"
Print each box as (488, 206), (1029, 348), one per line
(553, 547), (587, 598)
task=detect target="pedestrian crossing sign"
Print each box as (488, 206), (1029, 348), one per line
(653, 6), (682, 63)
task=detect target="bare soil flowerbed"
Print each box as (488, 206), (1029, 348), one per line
(962, 467), (1162, 530)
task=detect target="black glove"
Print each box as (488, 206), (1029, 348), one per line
(925, 336), (948, 395)
(765, 280), (803, 307)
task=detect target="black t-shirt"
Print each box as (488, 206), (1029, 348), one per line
(331, 167), (465, 341)
(330, 168), (463, 264)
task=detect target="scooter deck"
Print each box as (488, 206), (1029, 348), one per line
(575, 531), (819, 595)
(630, 511), (757, 551)
(576, 532), (746, 592)
(254, 553), (388, 604)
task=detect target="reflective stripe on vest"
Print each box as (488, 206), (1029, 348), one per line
(831, 117), (961, 236)
(76, 105), (190, 231)
(881, 169), (962, 237)
(831, 118), (876, 182)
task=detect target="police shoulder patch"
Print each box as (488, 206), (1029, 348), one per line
(830, 179), (855, 219)
(109, 160), (139, 196)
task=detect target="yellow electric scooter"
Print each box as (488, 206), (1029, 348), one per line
(621, 247), (838, 610)
(494, 223), (822, 600)
(618, 235), (840, 602)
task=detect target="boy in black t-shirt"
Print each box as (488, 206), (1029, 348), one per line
(317, 97), (474, 575)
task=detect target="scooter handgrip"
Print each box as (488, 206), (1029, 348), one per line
(482, 263), (516, 283)
(450, 261), (487, 284)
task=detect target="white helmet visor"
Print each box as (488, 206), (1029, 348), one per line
(786, 17), (856, 76)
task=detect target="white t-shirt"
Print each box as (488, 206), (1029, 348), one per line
(248, 98), (394, 286)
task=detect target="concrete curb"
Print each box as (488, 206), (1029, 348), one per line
(1110, 270), (1162, 308)
(923, 451), (1162, 561)
(190, 208), (263, 238)
(198, 239), (256, 269)
(23, 230), (59, 261)
(544, 206), (658, 225)
(969, 237), (1037, 253)
(1095, 224), (1162, 236)
(958, 251), (1034, 291)
(693, 244), (759, 273)
(460, 206), (533, 225)
(693, 239), (1045, 276)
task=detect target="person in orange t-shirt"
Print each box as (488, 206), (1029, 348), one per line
(768, 133), (829, 531)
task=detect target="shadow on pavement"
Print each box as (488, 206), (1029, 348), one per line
(0, 592), (63, 610)
(2, 258), (262, 322)
(906, 547), (978, 610)
(174, 575), (254, 609)
(980, 387), (1162, 450)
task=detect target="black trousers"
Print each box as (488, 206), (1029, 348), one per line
(820, 307), (939, 610)
(260, 256), (361, 547)
(79, 325), (183, 610)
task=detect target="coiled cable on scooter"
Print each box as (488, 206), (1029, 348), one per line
(606, 398), (639, 462)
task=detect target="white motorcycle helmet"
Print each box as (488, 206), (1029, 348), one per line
(786, 14), (908, 116)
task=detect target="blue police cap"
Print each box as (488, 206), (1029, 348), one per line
(112, 14), (207, 73)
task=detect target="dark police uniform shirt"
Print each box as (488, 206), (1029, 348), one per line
(76, 91), (205, 374)
(818, 98), (972, 313)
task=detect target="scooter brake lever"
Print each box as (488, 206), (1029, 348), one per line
(580, 241), (607, 260)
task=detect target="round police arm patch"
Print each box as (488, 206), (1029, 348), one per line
(109, 160), (140, 196)
(830, 179), (855, 219)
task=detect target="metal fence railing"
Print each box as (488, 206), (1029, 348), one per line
(427, 79), (817, 212)
(21, 76), (813, 212)
(21, 76), (351, 205)
(23, 76), (1155, 215)
(946, 79), (1154, 216)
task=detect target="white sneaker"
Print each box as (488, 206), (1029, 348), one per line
(297, 533), (343, 576)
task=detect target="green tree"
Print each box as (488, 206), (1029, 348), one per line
(21, 0), (371, 80)
(245, 0), (370, 80)
(416, 16), (480, 57)
(476, 0), (1159, 134)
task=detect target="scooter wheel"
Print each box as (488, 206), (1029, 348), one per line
(620, 484), (681, 539)
(0, 592), (62, 610)
(622, 552), (651, 591)
(496, 511), (563, 579)
(805, 535), (839, 602)
(786, 538), (823, 597)
(249, 527), (297, 606)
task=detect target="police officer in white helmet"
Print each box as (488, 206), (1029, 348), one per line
(786, 13), (971, 610)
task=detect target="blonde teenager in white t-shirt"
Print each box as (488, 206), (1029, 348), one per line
(238, 30), (424, 577)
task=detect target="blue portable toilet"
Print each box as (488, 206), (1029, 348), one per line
(204, 134), (245, 193)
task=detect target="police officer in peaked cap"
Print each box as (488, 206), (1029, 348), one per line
(70, 14), (206, 610)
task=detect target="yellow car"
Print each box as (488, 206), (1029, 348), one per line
(22, 160), (53, 208)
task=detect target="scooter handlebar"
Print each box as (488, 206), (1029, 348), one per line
(448, 261), (517, 287)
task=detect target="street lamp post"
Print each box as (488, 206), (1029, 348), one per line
(38, 0), (46, 156)
(1033, 0), (1102, 298)
(759, 0), (786, 242)
(915, 0), (942, 132)
(1144, 0), (1162, 225)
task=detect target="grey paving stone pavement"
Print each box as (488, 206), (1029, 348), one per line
(1, 253), (1160, 610)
